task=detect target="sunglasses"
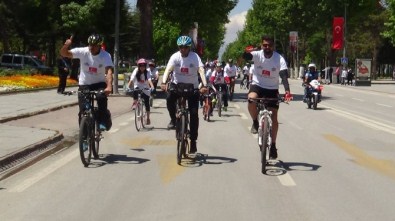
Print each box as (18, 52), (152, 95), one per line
(138, 64), (146, 67)
(262, 44), (273, 48)
(179, 46), (189, 49)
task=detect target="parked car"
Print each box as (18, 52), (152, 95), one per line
(0, 53), (53, 74)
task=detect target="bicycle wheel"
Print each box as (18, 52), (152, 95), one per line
(203, 97), (210, 121)
(261, 114), (270, 174)
(176, 114), (187, 165)
(79, 116), (92, 167)
(217, 93), (222, 117)
(135, 101), (143, 131)
(149, 95), (153, 107)
(92, 120), (100, 159)
(141, 100), (146, 128)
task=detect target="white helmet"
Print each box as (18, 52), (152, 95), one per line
(308, 63), (316, 68)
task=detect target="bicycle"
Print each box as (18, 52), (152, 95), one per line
(129, 88), (151, 131)
(65, 89), (104, 167)
(213, 84), (224, 117)
(240, 77), (248, 89)
(170, 83), (196, 165)
(202, 84), (216, 121)
(248, 97), (282, 174)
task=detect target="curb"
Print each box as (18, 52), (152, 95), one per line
(0, 131), (64, 181)
(0, 102), (79, 123)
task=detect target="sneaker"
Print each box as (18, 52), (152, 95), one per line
(269, 145), (278, 159)
(146, 118), (151, 125)
(99, 123), (107, 131)
(250, 122), (258, 134)
(190, 140), (197, 154)
(82, 143), (88, 151)
(167, 120), (176, 129)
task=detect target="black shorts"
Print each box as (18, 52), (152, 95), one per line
(248, 84), (279, 109)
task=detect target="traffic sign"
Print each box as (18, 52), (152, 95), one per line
(341, 57), (348, 64)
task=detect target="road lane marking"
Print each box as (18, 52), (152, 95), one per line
(119, 122), (129, 126)
(376, 103), (392, 108)
(8, 149), (78, 193)
(108, 128), (119, 133)
(234, 104), (241, 109)
(278, 173), (296, 186)
(322, 104), (395, 135)
(352, 98), (364, 102)
(157, 154), (186, 184)
(324, 134), (395, 180)
(239, 112), (248, 119)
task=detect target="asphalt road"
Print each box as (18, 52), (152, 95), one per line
(1, 80), (395, 220)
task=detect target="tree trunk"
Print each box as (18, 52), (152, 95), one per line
(137, 0), (154, 59)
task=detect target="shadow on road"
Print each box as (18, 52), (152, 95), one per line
(89, 154), (150, 167)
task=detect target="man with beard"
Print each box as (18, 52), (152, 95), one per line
(243, 35), (292, 159)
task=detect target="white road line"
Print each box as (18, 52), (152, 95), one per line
(233, 104), (241, 109)
(322, 104), (395, 135)
(108, 128), (119, 133)
(239, 112), (248, 119)
(336, 94), (344, 97)
(278, 173), (296, 186)
(119, 122), (129, 126)
(352, 98), (364, 102)
(8, 149), (79, 193)
(376, 103), (392, 108)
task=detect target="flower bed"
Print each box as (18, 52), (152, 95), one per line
(0, 75), (78, 92)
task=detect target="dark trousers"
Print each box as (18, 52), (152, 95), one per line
(57, 71), (68, 93)
(78, 82), (111, 128)
(166, 91), (199, 141)
(214, 83), (228, 107)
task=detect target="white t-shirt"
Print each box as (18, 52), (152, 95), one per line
(166, 51), (203, 88)
(210, 70), (225, 84)
(249, 50), (287, 89)
(149, 67), (159, 79)
(71, 47), (114, 85)
(224, 64), (237, 77)
(130, 67), (152, 95)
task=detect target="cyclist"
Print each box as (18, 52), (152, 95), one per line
(128, 58), (155, 125)
(241, 63), (251, 88)
(160, 35), (208, 153)
(224, 58), (237, 99)
(303, 63), (320, 102)
(148, 60), (159, 95)
(60, 34), (114, 131)
(209, 62), (229, 111)
(243, 35), (293, 159)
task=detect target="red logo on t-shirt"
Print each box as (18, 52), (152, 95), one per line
(180, 67), (189, 73)
(89, 67), (98, 73)
(262, 70), (270, 76)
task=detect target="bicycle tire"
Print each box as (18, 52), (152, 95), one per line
(79, 116), (92, 167)
(135, 101), (143, 131)
(149, 96), (153, 107)
(217, 93), (222, 117)
(92, 120), (100, 159)
(261, 114), (270, 174)
(141, 100), (146, 128)
(176, 114), (187, 165)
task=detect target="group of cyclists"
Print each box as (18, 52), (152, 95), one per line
(60, 34), (293, 160)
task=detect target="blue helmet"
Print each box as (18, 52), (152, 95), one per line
(177, 36), (192, 47)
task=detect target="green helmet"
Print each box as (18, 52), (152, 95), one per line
(87, 34), (103, 45)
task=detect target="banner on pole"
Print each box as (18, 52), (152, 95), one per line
(289, 31), (298, 53)
(332, 17), (344, 50)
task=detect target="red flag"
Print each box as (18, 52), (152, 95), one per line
(332, 17), (344, 50)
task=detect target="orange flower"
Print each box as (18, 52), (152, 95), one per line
(0, 74), (77, 89)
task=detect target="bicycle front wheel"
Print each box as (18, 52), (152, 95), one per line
(261, 114), (270, 174)
(135, 101), (143, 131)
(176, 114), (187, 165)
(79, 116), (92, 167)
(217, 94), (222, 117)
(92, 120), (100, 159)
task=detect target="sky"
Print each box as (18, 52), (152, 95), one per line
(126, 0), (253, 58)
